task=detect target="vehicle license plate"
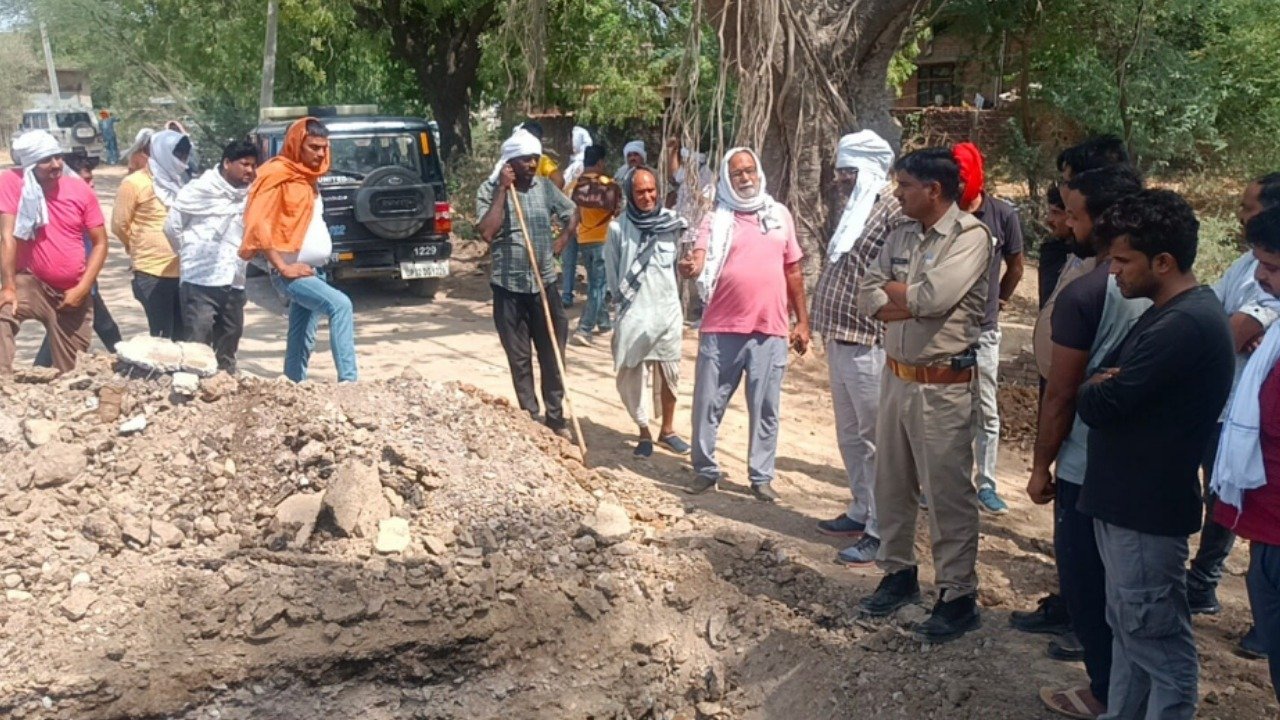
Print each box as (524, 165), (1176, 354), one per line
(399, 260), (449, 279)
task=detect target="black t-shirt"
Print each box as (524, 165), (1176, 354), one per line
(1076, 286), (1235, 536)
(972, 195), (1025, 330)
(1050, 260), (1111, 351)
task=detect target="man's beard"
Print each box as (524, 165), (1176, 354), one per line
(1066, 236), (1097, 259)
(737, 185), (759, 199)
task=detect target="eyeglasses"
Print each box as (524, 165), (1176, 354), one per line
(728, 167), (759, 181)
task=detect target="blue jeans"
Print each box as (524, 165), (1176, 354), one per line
(576, 243), (611, 334)
(560, 236), (579, 306)
(271, 269), (357, 383)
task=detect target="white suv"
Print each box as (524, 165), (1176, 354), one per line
(13, 108), (104, 160)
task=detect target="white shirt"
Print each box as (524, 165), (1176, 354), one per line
(163, 170), (249, 289)
(289, 194), (332, 267)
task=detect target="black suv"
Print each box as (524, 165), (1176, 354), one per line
(249, 108), (453, 297)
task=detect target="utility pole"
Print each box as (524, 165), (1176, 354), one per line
(258, 0), (280, 112)
(39, 22), (61, 106)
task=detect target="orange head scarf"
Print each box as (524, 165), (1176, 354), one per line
(952, 142), (985, 208)
(239, 117), (331, 260)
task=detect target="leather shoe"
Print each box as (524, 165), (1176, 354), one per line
(916, 594), (981, 643)
(858, 567), (921, 617)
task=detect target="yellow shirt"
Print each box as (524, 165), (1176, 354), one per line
(567, 176), (616, 245)
(112, 170), (179, 278)
(537, 155), (558, 178)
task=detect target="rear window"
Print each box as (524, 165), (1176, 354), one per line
(56, 113), (92, 128)
(23, 113), (49, 130)
(330, 134), (421, 178)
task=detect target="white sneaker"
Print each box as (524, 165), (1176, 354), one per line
(571, 333), (594, 347)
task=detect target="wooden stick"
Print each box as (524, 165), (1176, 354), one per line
(508, 189), (589, 459)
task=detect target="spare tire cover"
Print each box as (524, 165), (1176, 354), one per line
(72, 122), (97, 142)
(354, 166), (434, 240)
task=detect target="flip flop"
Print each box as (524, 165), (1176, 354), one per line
(634, 440), (654, 458)
(1039, 686), (1102, 720)
(658, 434), (691, 455)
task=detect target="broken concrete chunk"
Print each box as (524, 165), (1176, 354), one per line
(375, 517), (411, 554)
(274, 492), (325, 548)
(28, 441), (86, 488)
(321, 460), (390, 538)
(579, 501), (632, 546)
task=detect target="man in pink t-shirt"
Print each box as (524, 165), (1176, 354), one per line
(0, 131), (109, 374)
(678, 147), (810, 501)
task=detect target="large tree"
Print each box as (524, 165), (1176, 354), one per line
(352, 0), (501, 161)
(684, 0), (922, 273)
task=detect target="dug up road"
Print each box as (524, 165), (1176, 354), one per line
(0, 166), (1271, 719)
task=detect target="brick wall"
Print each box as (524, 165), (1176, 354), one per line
(892, 106), (1017, 153)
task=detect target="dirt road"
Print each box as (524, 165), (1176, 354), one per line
(6, 166), (1271, 718)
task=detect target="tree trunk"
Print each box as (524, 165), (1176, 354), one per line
(703, 0), (919, 284)
(354, 0), (499, 161)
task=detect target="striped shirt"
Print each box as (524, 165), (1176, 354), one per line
(476, 177), (575, 294)
(810, 193), (906, 346)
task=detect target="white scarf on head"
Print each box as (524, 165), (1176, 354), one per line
(488, 128), (543, 183)
(564, 126), (593, 188)
(828, 130), (895, 262)
(147, 129), (189, 207)
(11, 131), (63, 241)
(697, 147), (783, 304)
(1212, 294), (1280, 516)
(623, 140), (646, 163)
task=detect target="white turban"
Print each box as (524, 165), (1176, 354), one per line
(488, 128), (543, 182)
(124, 128), (154, 161)
(828, 130), (895, 262)
(11, 131), (64, 241)
(623, 140), (647, 163)
(699, 147), (783, 305)
(147, 129), (190, 208)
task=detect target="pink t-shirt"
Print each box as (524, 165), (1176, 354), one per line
(0, 169), (104, 291)
(695, 205), (803, 337)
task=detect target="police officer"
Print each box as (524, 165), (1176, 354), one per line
(855, 147), (994, 643)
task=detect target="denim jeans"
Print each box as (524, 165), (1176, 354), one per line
(561, 236), (579, 306)
(1246, 541), (1280, 702)
(270, 269), (357, 383)
(576, 243), (611, 335)
(972, 327), (1000, 490)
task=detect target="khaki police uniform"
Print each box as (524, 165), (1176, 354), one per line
(856, 203), (994, 601)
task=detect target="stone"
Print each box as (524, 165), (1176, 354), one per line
(274, 492), (325, 548)
(28, 442), (86, 488)
(5, 589), (32, 601)
(0, 408), (21, 452)
(194, 515), (219, 539)
(69, 572), (91, 589)
(400, 365), (423, 381)
(3, 573), (22, 589)
(200, 372), (238, 402)
(171, 372), (199, 397)
(579, 501), (632, 546)
(118, 415), (147, 435)
(221, 566), (249, 589)
(82, 510), (122, 549)
(22, 419), (62, 448)
(321, 460), (390, 538)
(59, 587), (97, 621)
(375, 517), (411, 554)
(120, 515), (151, 547)
(151, 520), (185, 548)
(571, 535), (598, 553)
(296, 441), (327, 466)
(422, 535), (448, 555)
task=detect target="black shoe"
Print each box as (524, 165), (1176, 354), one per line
(1010, 593), (1073, 635)
(687, 475), (718, 495)
(1046, 631), (1085, 662)
(1187, 583), (1221, 615)
(751, 482), (780, 502)
(1237, 626), (1269, 660)
(916, 594), (981, 643)
(858, 567), (921, 617)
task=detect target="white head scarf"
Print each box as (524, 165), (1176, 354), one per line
(623, 140), (647, 163)
(827, 130), (896, 261)
(124, 128), (154, 161)
(698, 147), (783, 304)
(147, 129), (190, 207)
(488, 128), (543, 183)
(571, 126), (592, 157)
(11, 131), (64, 241)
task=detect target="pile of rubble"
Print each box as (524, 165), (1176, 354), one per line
(2, 355), (1268, 720)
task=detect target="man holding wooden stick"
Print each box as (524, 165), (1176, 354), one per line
(477, 127), (580, 442)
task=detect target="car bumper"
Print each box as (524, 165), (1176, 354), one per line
(328, 239), (452, 281)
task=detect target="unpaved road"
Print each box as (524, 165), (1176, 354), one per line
(7, 165), (1272, 718)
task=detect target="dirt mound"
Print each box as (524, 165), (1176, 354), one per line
(0, 356), (1271, 720)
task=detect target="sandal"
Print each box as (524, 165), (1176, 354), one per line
(1039, 686), (1103, 720)
(658, 434), (691, 455)
(633, 440), (654, 458)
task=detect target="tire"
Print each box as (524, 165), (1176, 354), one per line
(407, 278), (440, 299)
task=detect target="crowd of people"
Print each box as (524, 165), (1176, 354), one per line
(4, 111), (1280, 717)
(479, 125), (1280, 719)
(0, 118), (356, 381)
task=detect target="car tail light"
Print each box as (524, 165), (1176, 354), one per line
(434, 201), (452, 235)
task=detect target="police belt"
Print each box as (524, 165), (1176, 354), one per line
(887, 358), (974, 384)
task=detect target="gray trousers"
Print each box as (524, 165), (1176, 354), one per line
(692, 332), (787, 486)
(1094, 521), (1198, 720)
(972, 327), (1000, 490)
(827, 340), (883, 537)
